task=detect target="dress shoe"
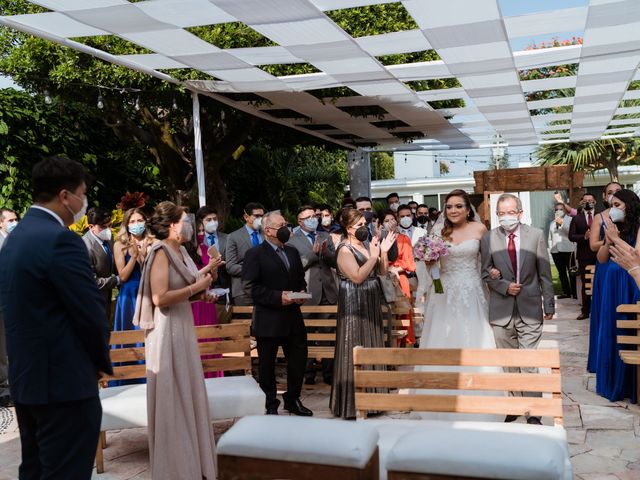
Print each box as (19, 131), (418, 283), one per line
(284, 399), (313, 417)
(266, 399), (280, 415)
(504, 415), (519, 423)
(576, 313), (589, 320)
(527, 417), (542, 425)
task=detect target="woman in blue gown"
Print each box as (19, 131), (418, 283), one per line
(112, 208), (150, 386)
(588, 182), (622, 373)
(593, 189), (639, 403)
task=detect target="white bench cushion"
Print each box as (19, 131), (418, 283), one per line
(218, 416), (379, 469)
(99, 375), (265, 431)
(205, 375), (265, 420)
(100, 383), (147, 431)
(387, 427), (566, 480)
(358, 419), (571, 480)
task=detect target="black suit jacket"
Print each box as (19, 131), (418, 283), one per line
(242, 241), (307, 337)
(569, 211), (598, 262)
(0, 208), (112, 405)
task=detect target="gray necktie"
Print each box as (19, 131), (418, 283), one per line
(276, 247), (290, 270)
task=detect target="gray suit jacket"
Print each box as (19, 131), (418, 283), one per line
(480, 224), (554, 327)
(82, 232), (118, 318)
(287, 229), (338, 305)
(225, 226), (256, 299)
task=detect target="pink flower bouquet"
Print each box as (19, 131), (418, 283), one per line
(413, 235), (449, 293)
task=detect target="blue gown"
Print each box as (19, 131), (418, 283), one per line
(587, 218), (608, 373)
(111, 254), (144, 386)
(593, 233), (639, 403)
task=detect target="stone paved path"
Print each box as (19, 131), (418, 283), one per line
(0, 297), (639, 479)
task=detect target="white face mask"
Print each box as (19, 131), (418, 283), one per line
(252, 217), (262, 231)
(389, 202), (399, 212)
(5, 220), (17, 234)
(609, 207), (625, 223)
(555, 210), (565, 218)
(65, 192), (88, 224)
(399, 216), (413, 229)
(321, 217), (332, 227)
(499, 216), (520, 232)
(204, 220), (218, 234)
(303, 217), (318, 231)
(97, 227), (112, 242)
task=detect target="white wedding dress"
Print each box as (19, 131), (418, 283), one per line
(414, 238), (503, 421)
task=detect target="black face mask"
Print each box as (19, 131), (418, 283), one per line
(276, 226), (291, 243)
(354, 225), (369, 242)
(416, 215), (429, 225)
(583, 203), (594, 211)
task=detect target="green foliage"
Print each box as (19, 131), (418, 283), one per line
(439, 161), (450, 175)
(0, 88), (164, 213)
(535, 138), (640, 181)
(326, 2), (418, 38)
(371, 152), (394, 180)
(222, 143), (348, 218)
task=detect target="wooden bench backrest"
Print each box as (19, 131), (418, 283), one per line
(353, 347), (563, 426)
(584, 264), (596, 296)
(102, 323), (253, 384)
(616, 302), (640, 347)
(231, 305), (412, 347)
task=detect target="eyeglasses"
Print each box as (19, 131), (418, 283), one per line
(357, 207), (373, 212)
(496, 210), (521, 217)
(445, 204), (466, 210)
(266, 223), (287, 230)
(298, 215), (314, 221)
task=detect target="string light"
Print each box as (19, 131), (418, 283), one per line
(172, 98), (178, 110)
(96, 94), (104, 109)
(134, 98), (140, 111)
(43, 89), (52, 105)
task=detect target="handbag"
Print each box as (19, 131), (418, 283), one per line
(378, 272), (398, 303)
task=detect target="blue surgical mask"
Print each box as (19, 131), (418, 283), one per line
(609, 207), (625, 223)
(303, 217), (318, 231)
(128, 223), (146, 236)
(6, 221), (17, 234)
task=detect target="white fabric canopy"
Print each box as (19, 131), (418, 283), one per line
(2, 0), (639, 150)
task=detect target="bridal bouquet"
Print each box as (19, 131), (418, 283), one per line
(413, 235), (449, 294)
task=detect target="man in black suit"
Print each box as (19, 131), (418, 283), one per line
(569, 193), (599, 320)
(0, 156), (112, 479)
(242, 211), (312, 416)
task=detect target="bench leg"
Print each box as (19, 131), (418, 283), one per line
(95, 431), (105, 474)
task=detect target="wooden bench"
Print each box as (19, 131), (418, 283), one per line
(231, 305), (413, 362)
(584, 264), (595, 296)
(96, 323), (264, 473)
(352, 347), (571, 480)
(616, 303), (640, 403)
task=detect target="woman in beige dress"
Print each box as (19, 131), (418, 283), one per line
(133, 201), (220, 480)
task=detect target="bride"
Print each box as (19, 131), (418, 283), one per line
(415, 189), (503, 421)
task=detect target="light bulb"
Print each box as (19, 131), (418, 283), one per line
(44, 89), (52, 105)
(134, 98), (140, 111)
(97, 95), (104, 109)
(172, 98), (178, 110)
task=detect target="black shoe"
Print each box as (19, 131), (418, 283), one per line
(284, 399), (313, 417)
(527, 417), (542, 425)
(266, 399), (280, 415)
(304, 377), (316, 385)
(0, 395), (13, 408)
(504, 415), (519, 423)
(557, 294), (570, 299)
(576, 313), (589, 320)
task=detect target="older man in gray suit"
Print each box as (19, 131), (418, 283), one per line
(82, 207), (120, 322)
(226, 202), (265, 306)
(480, 193), (555, 425)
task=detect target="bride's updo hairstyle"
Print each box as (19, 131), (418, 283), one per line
(339, 207), (364, 237)
(441, 189), (475, 241)
(147, 201), (186, 240)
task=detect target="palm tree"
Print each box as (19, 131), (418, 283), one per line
(535, 138), (639, 182)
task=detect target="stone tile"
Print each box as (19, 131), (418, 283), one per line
(571, 451), (629, 475)
(564, 404), (583, 428)
(567, 427), (587, 444)
(585, 430), (640, 449)
(579, 475), (623, 480)
(569, 443), (592, 456)
(582, 405), (636, 430)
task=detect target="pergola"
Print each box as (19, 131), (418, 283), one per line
(2, 0), (640, 200)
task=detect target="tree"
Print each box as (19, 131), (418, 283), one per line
(371, 152), (394, 180)
(0, 88), (164, 213)
(536, 138), (639, 181)
(439, 161), (450, 175)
